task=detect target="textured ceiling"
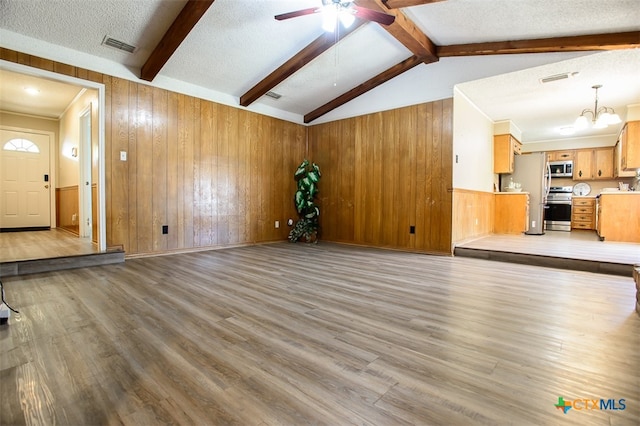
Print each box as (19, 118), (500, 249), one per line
(0, 0), (639, 143)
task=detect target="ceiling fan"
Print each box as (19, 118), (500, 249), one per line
(275, 0), (395, 31)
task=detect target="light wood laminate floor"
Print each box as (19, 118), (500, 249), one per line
(1, 243), (638, 425)
(0, 229), (99, 263)
(456, 230), (640, 266)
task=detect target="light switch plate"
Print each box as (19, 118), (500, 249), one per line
(120, 151), (127, 161)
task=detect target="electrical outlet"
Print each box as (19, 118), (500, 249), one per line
(409, 225), (415, 234)
(275, 220), (280, 228)
(162, 225), (168, 234)
(532, 221), (536, 228)
(120, 151), (127, 161)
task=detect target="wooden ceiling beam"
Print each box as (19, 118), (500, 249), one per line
(438, 31), (640, 57)
(240, 21), (365, 107)
(382, 0), (446, 9)
(355, 0), (438, 63)
(140, 0), (215, 82)
(304, 55), (423, 123)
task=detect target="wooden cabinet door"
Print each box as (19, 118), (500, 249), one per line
(594, 147), (614, 179)
(622, 121), (640, 170)
(614, 140), (636, 177)
(547, 150), (574, 162)
(494, 134), (514, 174)
(573, 149), (593, 180)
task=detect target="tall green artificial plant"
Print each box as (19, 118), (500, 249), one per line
(289, 159), (321, 243)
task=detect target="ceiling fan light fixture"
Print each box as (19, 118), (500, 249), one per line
(339, 10), (355, 28)
(322, 6), (338, 32)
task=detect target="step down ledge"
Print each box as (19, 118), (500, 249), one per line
(0, 251), (125, 277)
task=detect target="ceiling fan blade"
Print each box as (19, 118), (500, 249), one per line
(275, 7), (322, 21)
(352, 6), (395, 26)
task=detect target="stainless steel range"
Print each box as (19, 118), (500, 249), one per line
(545, 186), (573, 231)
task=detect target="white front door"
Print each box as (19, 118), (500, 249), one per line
(0, 130), (51, 229)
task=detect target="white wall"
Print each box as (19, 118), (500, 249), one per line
(522, 134), (616, 153)
(452, 87), (495, 192)
(58, 89), (98, 187)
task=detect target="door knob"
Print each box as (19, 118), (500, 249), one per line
(44, 184), (49, 189)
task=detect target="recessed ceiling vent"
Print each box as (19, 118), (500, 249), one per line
(265, 91), (282, 100)
(539, 72), (579, 84)
(101, 35), (137, 54)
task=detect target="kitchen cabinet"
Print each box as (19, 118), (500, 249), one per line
(494, 193), (529, 234)
(494, 134), (522, 174)
(621, 121), (640, 170)
(614, 138), (636, 177)
(547, 150), (574, 162)
(571, 197), (595, 230)
(597, 193), (640, 242)
(573, 147), (614, 180)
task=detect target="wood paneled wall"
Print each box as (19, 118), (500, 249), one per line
(451, 189), (494, 245)
(56, 186), (79, 234)
(105, 78), (305, 254)
(308, 100), (453, 254)
(1, 48), (306, 255)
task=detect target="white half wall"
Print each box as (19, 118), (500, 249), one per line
(452, 87), (495, 192)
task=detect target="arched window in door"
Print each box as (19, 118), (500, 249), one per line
(3, 138), (40, 153)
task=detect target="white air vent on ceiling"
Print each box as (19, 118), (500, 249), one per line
(539, 72), (578, 84)
(265, 91), (282, 100)
(101, 35), (137, 54)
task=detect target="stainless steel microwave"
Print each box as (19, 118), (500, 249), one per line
(549, 160), (573, 177)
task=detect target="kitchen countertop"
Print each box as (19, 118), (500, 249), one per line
(596, 191), (640, 196)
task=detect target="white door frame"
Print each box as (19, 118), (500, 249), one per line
(0, 59), (107, 252)
(79, 106), (92, 239)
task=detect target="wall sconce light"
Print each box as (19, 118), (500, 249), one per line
(71, 147), (78, 157)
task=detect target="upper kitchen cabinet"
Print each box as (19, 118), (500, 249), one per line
(621, 121), (640, 171)
(573, 147), (614, 180)
(615, 137), (635, 178)
(547, 150), (574, 162)
(494, 134), (522, 174)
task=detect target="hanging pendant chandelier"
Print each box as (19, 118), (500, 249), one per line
(575, 84), (621, 130)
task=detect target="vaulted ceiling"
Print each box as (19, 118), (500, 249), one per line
(1, 0), (639, 143)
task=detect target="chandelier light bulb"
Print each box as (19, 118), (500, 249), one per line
(607, 113), (622, 125)
(593, 118), (608, 129)
(574, 115), (589, 130)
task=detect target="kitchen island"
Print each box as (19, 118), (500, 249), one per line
(597, 192), (640, 243)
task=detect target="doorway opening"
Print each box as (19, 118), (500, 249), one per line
(0, 59), (107, 257)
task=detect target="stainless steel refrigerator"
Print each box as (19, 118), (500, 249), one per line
(500, 152), (551, 235)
